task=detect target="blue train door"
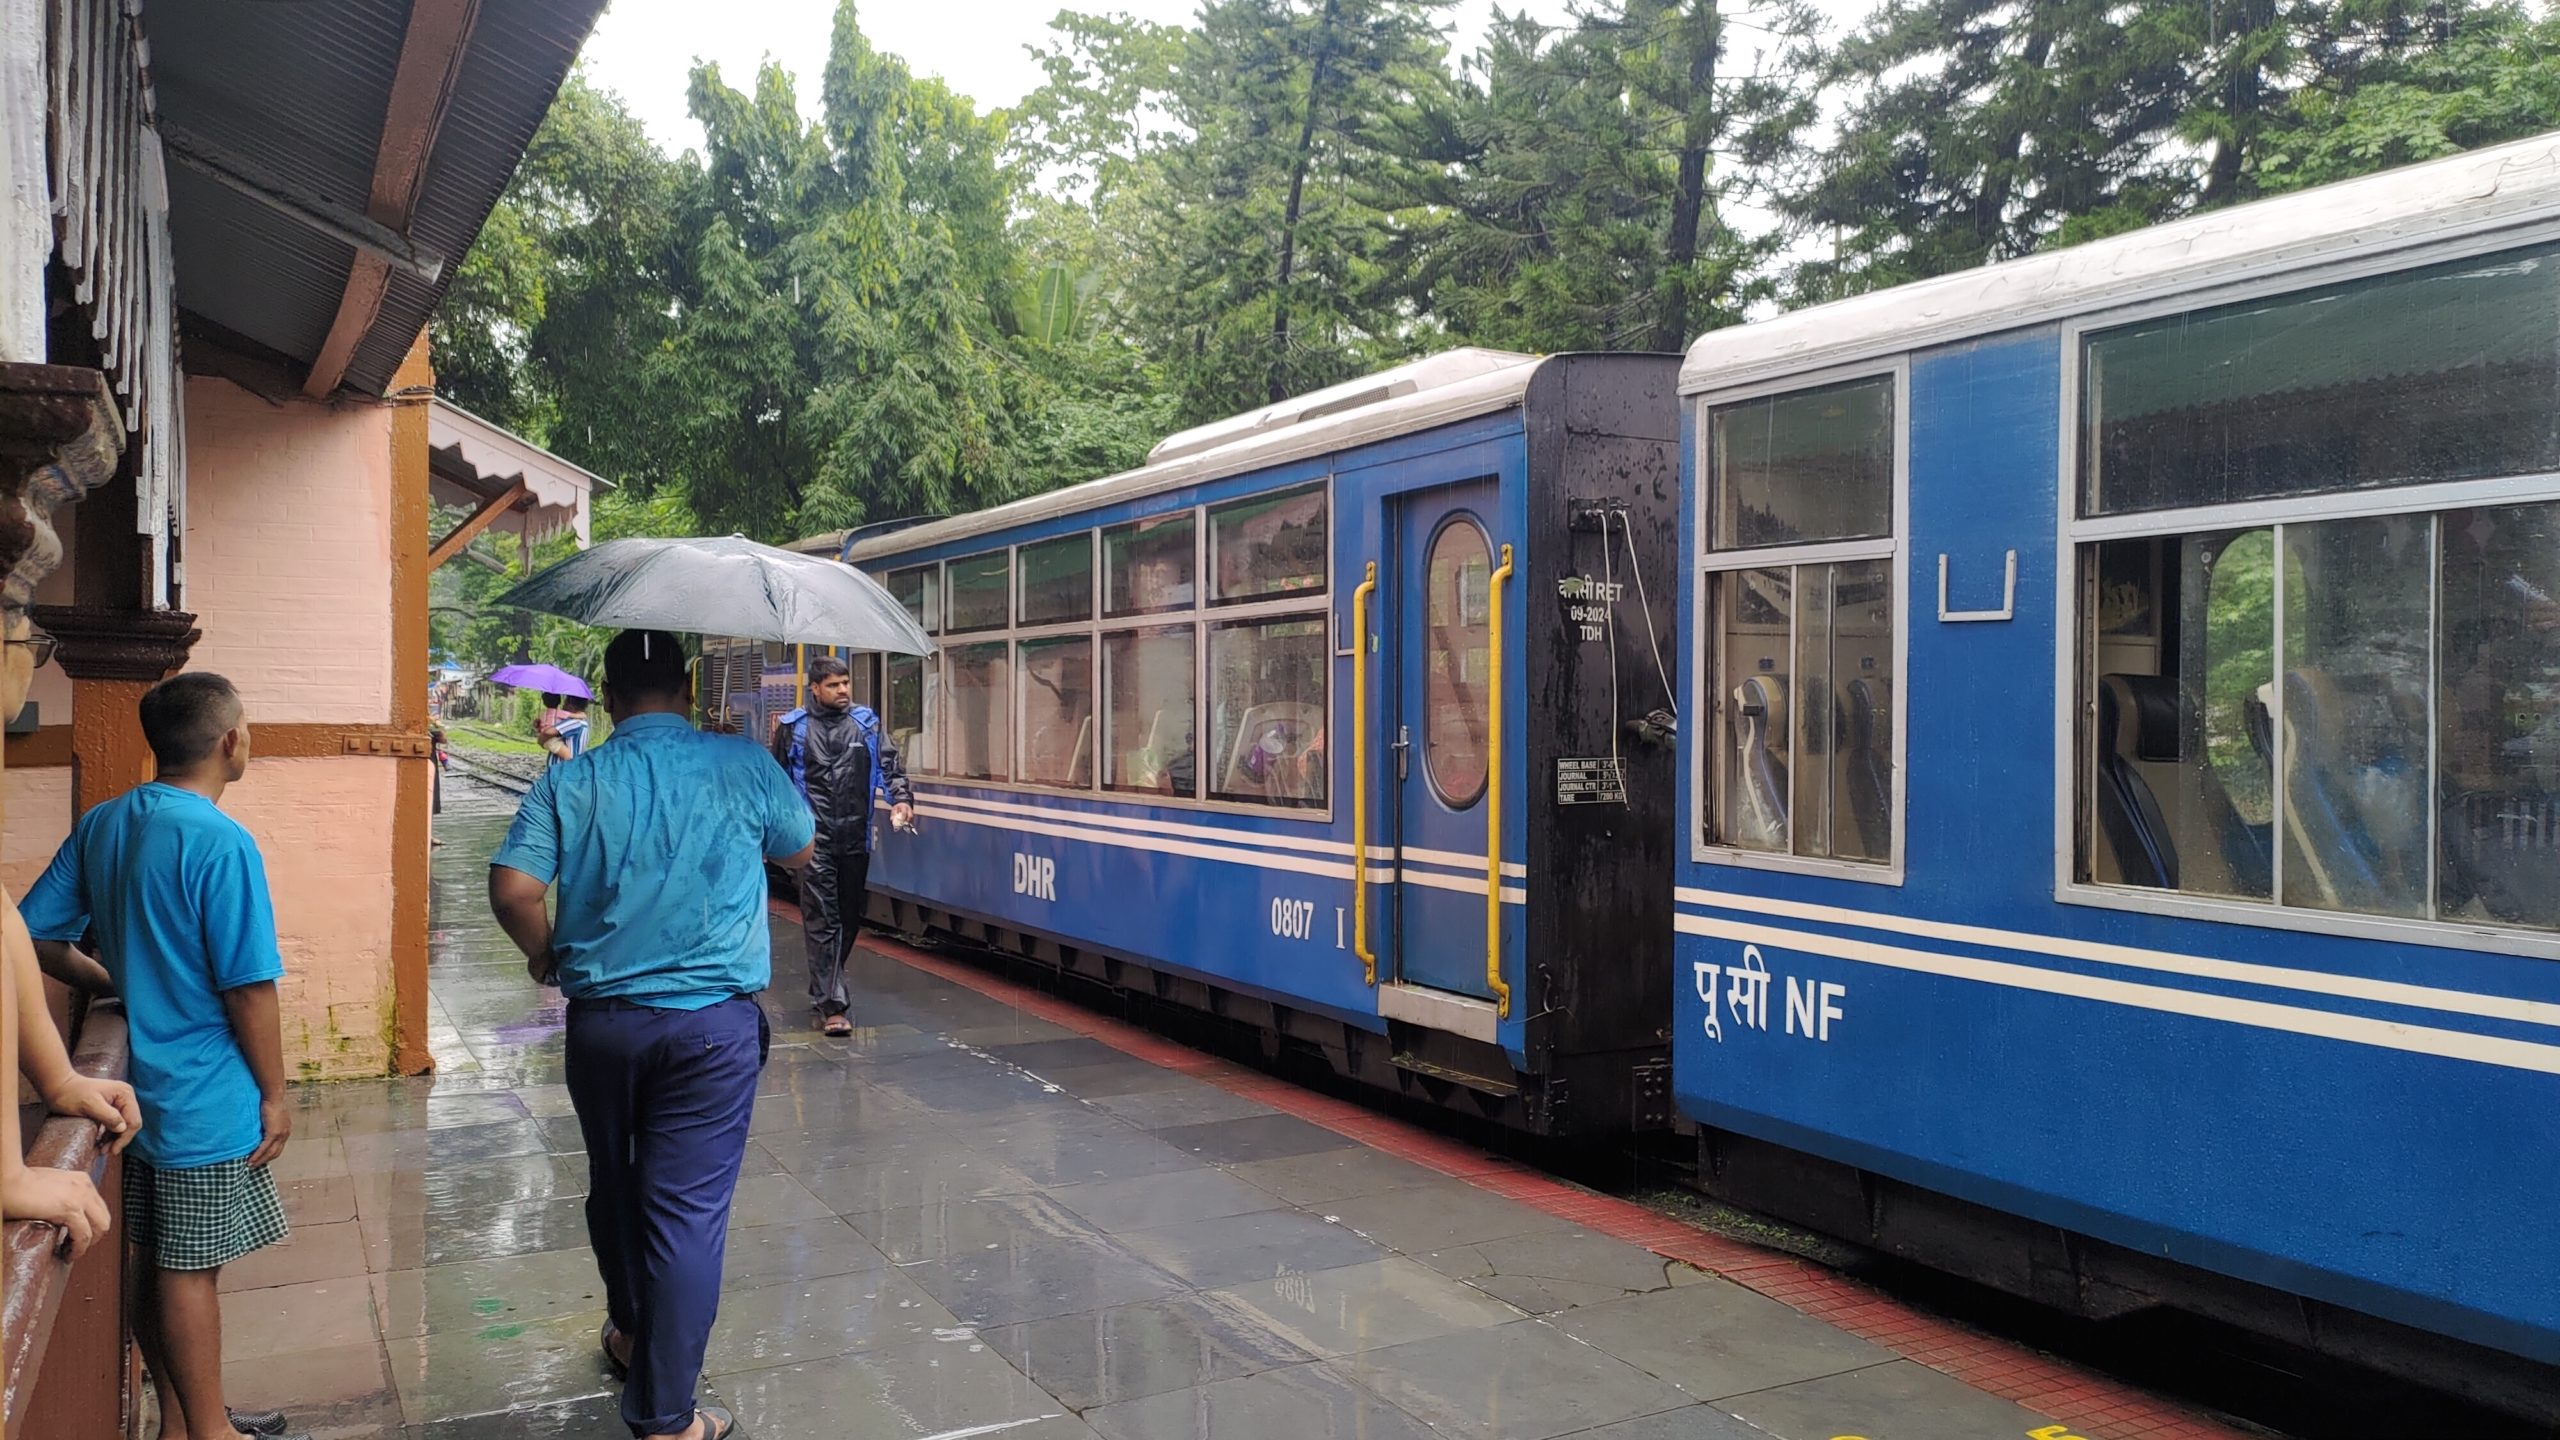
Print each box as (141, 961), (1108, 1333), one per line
(1392, 479), (1499, 997)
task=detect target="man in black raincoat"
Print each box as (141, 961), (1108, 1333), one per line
(771, 656), (912, 1035)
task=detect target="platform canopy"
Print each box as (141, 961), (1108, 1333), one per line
(427, 400), (605, 567)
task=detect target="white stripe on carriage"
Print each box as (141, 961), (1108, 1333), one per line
(1677, 914), (2560, 1074)
(919, 804), (1528, 904)
(902, 790), (1530, 879)
(1672, 888), (2560, 1032)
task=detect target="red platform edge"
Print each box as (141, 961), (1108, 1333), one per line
(798, 906), (2247, 1440)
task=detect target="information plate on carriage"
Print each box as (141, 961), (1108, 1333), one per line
(1555, 756), (1627, 805)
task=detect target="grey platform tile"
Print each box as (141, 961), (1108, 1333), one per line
(846, 1192), (1111, 1264)
(1152, 1113), (1361, 1165)
(1224, 1146), (1447, 1205)
(714, 1340), (1100, 1440)
(984, 1036), (1137, 1071)
(698, 1267), (964, 1373)
(723, 1171), (837, 1230)
(747, 1078), (929, 1136)
(1034, 1060), (1198, 1098)
(1420, 1229), (1694, 1314)
(1084, 1362), (1441, 1440)
(373, 1247), (610, 1340)
(975, 1123), (1207, 1187)
(388, 1309), (614, 1425)
(902, 1234), (1192, 1328)
(1049, 1166), (1285, 1233)
(1114, 1207), (1388, 1290)
(367, 1195), (593, 1269)
(404, 1392), (626, 1440)
(224, 1337), (401, 1436)
(1339, 1318), (1696, 1440)
(220, 1217), (372, 1292)
(1087, 1085), (1284, 1131)
(796, 1146), (1046, 1214)
(1716, 1359), (2054, 1440)
(1323, 1181), (1571, 1254)
(720, 1216), (891, 1291)
(224, 1275), (379, 1361)
(982, 1292), (1317, 1410)
(1557, 1406), (1777, 1439)
(1557, 1277), (1895, 1402)
(1205, 1257), (1528, 1358)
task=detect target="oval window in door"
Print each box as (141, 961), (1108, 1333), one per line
(1424, 517), (1494, 809)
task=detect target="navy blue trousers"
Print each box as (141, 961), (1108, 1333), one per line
(565, 994), (767, 1436)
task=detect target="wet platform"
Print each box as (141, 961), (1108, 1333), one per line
(229, 780), (2238, 1439)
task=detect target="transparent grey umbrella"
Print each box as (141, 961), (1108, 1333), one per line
(492, 535), (934, 655)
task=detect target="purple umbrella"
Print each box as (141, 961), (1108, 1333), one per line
(487, 663), (592, 700)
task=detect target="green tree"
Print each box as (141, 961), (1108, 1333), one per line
(2252, 1), (2560, 195)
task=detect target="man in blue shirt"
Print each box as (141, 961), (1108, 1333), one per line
(23, 671), (304, 1440)
(490, 629), (813, 1440)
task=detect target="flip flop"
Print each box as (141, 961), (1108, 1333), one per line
(695, 1405), (742, 1440)
(601, 1319), (630, 1381)
(229, 1409), (288, 1436)
(822, 1014), (854, 1037)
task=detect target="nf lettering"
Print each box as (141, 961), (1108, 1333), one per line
(1013, 853), (1056, 901)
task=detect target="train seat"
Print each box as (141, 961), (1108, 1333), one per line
(2095, 674), (2180, 888)
(1223, 701), (1323, 801)
(1730, 675), (1789, 849)
(2273, 668), (2426, 912)
(1847, 677), (1891, 859)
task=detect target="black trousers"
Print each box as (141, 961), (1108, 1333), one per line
(800, 846), (871, 1016)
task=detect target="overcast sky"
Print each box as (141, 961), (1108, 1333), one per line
(583, 0), (1594, 155)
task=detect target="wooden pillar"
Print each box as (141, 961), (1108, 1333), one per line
(388, 331), (434, 1074)
(32, 608), (198, 814)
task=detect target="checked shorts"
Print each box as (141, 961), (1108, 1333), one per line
(123, 1155), (289, 1271)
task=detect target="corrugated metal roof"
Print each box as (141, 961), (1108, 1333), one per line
(150, 0), (608, 397)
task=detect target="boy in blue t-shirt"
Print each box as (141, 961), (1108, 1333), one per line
(24, 671), (304, 1440)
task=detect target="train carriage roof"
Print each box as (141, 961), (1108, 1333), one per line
(845, 348), (1540, 564)
(1680, 130), (2560, 397)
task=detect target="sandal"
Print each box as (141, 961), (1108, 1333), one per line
(229, 1409), (289, 1436)
(693, 1406), (741, 1440)
(601, 1319), (631, 1381)
(822, 1014), (853, 1037)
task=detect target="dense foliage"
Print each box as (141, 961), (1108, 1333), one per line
(428, 0), (2560, 673)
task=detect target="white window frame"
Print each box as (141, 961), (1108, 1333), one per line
(2051, 221), (2560, 961)
(1690, 358), (1911, 885)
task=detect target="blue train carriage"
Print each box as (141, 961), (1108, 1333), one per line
(1670, 130), (2560, 1413)
(839, 348), (1684, 1134)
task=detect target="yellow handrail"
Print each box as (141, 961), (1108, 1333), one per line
(1485, 543), (1514, 1017)
(1351, 561), (1378, 985)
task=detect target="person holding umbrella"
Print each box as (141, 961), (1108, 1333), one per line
(487, 629), (814, 1440)
(771, 655), (913, 1036)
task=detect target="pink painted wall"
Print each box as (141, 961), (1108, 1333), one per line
(217, 759), (400, 1080)
(183, 376), (395, 725)
(0, 767), (70, 896)
(179, 376), (404, 1076)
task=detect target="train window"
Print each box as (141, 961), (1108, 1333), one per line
(945, 641), (1011, 781)
(1707, 375), (1893, 552)
(1206, 617), (1327, 808)
(1104, 514), (1197, 617)
(1018, 533), (1094, 627)
(888, 566), (941, 636)
(1102, 625), (1196, 798)
(1210, 483), (1327, 604)
(2081, 241), (2560, 518)
(1699, 371), (1900, 871)
(2077, 500), (2560, 932)
(1019, 635), (1095, 788)
(1423, 518), (1493, 808)
(886, 653), (930, 774)
(946, 551), (1010, 633)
